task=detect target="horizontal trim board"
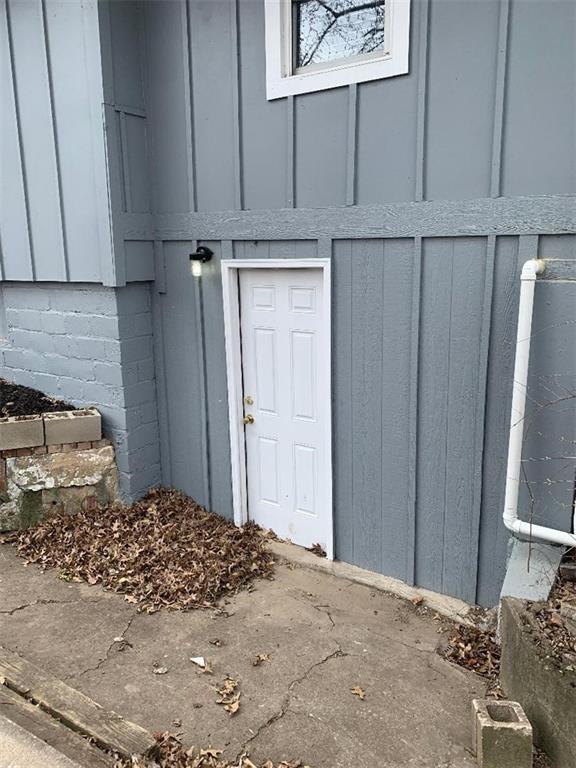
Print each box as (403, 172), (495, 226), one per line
(540, 258), (576, 281)
(151, 195), (575, 242)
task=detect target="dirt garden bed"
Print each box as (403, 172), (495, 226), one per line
(0, 378), (74, 418)
(524, 551), (576, 668)
(11, 487), (275, 612)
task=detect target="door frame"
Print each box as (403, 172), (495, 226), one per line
(221, 258), (333, 560)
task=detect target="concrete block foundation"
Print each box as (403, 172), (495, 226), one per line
(472, 699), (532, 768)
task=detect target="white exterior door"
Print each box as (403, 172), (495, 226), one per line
(239, 268), (329, 550)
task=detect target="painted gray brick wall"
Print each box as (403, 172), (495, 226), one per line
(0, 282), (160, 500)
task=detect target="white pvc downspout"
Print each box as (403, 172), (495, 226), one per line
(503, 259), (576, 548)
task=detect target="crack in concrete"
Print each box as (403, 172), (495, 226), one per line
(349, 623), (437, 656)
(312, 604), (335, 629)
(236, 646), (347, 761)
(0, 598), (100, 616)
(65, 611), (139, 681)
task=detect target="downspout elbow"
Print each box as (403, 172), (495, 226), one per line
(521, 259), (545, 281)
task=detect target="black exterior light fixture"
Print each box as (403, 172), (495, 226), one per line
(189, 245), (213, 277)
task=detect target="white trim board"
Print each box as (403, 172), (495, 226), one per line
(264, 0), (411, 99)
(221, 258), (333, 560)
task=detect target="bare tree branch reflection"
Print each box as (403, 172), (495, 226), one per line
(294, 0), (386, 68)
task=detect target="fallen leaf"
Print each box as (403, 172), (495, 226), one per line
(216, 676), (241, 715)
(153, 665), (169, 675)
(252, 653), (270, 666)
(351, 685), (366, 700)
(411, 596), (424, 606)
(306, 542), (327, 558)
(200, 748), (223, 758)
(224, 695), (240, 714)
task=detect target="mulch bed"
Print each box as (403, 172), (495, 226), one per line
(13, 487), (275, 612)
(114, 733), (309, 768)
(525, 553), (576, 669)
(0, 377), (74, 418)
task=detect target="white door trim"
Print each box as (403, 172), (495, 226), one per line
(221, 258), (333, 560)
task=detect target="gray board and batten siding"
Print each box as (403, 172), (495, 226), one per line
(141, 0), (576, 607)
(1, 0), (575, 607)
(0, 0), (155, 285)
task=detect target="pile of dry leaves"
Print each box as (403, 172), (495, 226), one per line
(15, 488), (274, 612)
(114, 732), (309, 768)
(438, 624), (501, 685)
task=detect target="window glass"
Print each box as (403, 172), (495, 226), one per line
(294, 0), (386, 69)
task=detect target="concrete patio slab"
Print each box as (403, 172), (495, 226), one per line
(0, 545), (484, 767)
(0, 714), (81, 768)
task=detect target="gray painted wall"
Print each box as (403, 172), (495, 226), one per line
(0, 282), (161, 500)
(139, 0), (575, 607)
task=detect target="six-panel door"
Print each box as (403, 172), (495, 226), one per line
(239, 268), (328, 550)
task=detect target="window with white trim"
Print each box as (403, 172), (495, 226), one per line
(264, 0), (411, 100)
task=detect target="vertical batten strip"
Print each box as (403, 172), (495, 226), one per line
(191, 236), (211, 510)
(345, 83), (358, 206)
(406, 236), (422, 585)
(286, 95), (295, 207)
(40, 0), (68, 280)
(490, 0), (510, 198)
(82, 0), (115, 286)
(230, 0), (243, 210)
(141, 3), (158, 216)
(119, 111), (132, 213)
(348, 241), (355, 563)
(4, 0), (35, 280)
(152, 241), (173, 487)
(471, 235), (496, 603)
(517, 234), (539, 264)
(440, 240), (455, 593)
(317, 237), (332, 261)
(182, 0), (197, 212)
(414, 0), (430, 202)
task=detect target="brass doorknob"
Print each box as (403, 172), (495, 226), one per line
(243, 414), (255, 425)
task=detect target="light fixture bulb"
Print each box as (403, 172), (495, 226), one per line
(191, 260), (202, 278)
